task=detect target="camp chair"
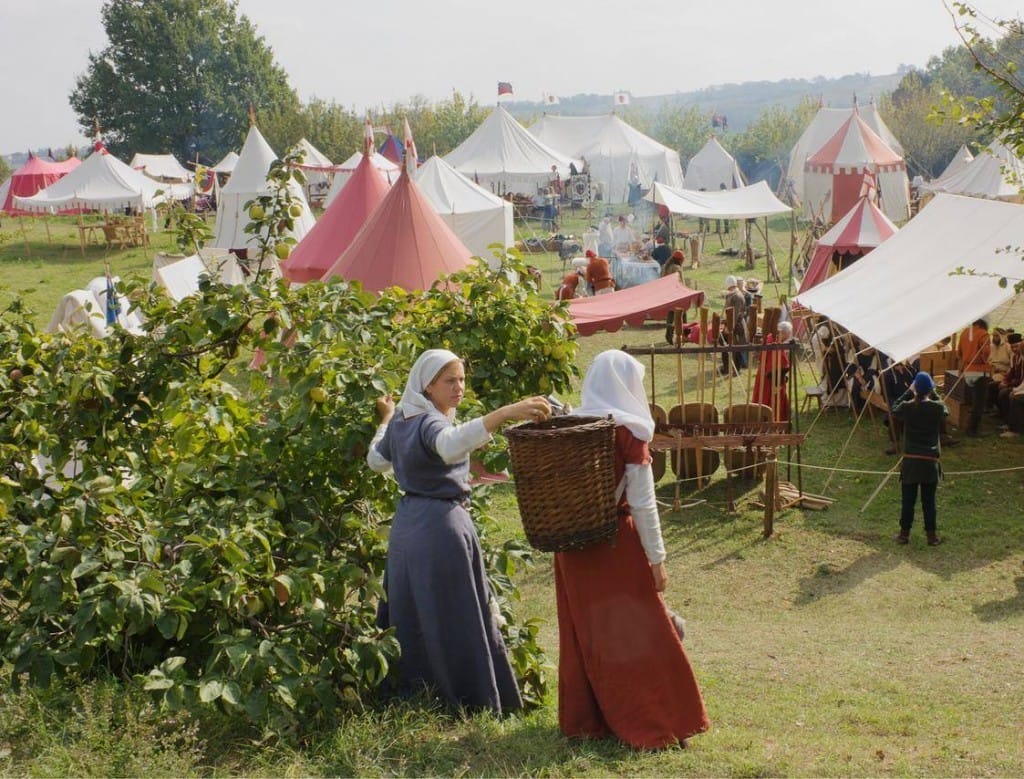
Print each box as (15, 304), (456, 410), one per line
(102, 223), (128, 250)
(722, 403), (773, 479)
(668, 403), (720, 487)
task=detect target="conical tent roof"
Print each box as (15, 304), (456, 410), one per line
(937, 144), (974, 181)
(294, 138), (333, 200)
(212, 124), (316, 251)
(684, 136), (745, 191)
(805, 114), (904, 170)
(321, 171), (474, 293)
(445, 105), (576, 193)
(529, 113), (683, 203)
(1, 152), (79, 215)
(379, 134), (404, 165)
(800, 196), (898, 294)
(282, 153), (390, 282)
(15, 148), (165, 212)
(922, 138), (1024, 201)
(787, 105), (903, 202)
(325, 151), (398, 206)
(210, 151), (239, 173)
(414, 155), (515, 261)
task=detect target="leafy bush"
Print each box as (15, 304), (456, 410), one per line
(0, 254), (576, 736)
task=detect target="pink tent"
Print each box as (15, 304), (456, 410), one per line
(799, 196), (898, 294)
(282, 153), (390, 282)
(320, 171), (474, 293)
(0, 152), (81, 215)
(567, 275), (704, 336)
(804, 113), (909, 223)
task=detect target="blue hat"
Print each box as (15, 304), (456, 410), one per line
(912, 371), (934, 395)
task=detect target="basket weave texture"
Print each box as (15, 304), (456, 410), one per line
(507, 415), (618, 552)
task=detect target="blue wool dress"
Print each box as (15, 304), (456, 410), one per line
(373, 409), (522, 712)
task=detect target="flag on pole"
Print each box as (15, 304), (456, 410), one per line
(497, 81), (513, 97)
(613, 92), (630, 106)
(363, 117), (374, 156)
(543, 93), (560, 105)
(104, 267), (121, 326)
(402, 117), (417, 176)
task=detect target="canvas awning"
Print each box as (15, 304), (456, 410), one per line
(568, 274), (704, 336)
(646, 180), (790, 219)
(793, 194), (1024, 363)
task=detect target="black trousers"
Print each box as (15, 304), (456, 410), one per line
(900, 482), (937, 534)
(968, 376), (991, 433)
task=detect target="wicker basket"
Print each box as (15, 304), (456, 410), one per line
(507, 415), (619, 552)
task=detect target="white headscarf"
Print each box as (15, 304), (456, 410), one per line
(574, 350), (655, 441)
(397, 348), (462, 420)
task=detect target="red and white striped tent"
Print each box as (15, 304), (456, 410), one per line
(799, 195), (898, 294)
(803, 113), (910, 224)
(0, 153), (81, 215)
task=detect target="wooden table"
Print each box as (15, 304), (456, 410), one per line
(76, 224), (103, 256)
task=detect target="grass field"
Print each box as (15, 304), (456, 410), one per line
(1, 209), (1023, 777)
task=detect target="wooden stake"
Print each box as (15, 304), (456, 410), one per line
(763, 450), (778, 537)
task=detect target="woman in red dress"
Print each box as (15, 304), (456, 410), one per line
(751, 322), (792, 422)
(555, 350), (710, 749)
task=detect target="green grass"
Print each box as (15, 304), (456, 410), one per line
(2, 212), (1024, 776)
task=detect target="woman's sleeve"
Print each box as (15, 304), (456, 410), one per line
(422, 416), (492, 465)
(621, 433), (666, 564)
(366, 422), (393, 474)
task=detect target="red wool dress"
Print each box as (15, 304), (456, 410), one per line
(554, 427), (710, 749)
(751, 335), (791, 421)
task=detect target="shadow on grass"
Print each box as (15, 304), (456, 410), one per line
(973, 574), (1024, 622)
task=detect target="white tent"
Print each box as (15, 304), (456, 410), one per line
(294, 138), (333, 201)
(528, 113), (683, 203)
(936, 144), (974, 181)
(212, 124), (316, 253)
(210, 151), (239, 174)
(684, 136), (745, 192)
(154, 250), (249, 301)
(794, 194), (1024, 363)
(47, 276), (142, 337)
(646, 180), (791, 219)
(15, 149), (166, 212)
(414, 155), (514, 263)
(324, 151), (398, 206)
(444, 105), (577, 195)
(922, 138), (1024, 202)
(130, 153), (191, 182)
(787, 105), (903, 205)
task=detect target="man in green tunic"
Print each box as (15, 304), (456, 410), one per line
(892, 372), (948, 546)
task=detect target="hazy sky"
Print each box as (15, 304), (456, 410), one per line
(0, 0), (1018, 154)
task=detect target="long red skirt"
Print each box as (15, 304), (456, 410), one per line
(555, 514), (711, 749)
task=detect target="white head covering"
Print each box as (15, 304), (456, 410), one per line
(397, 348), (462, 420)
(574, 350), (655, 441)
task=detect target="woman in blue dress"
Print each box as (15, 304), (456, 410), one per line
(367, 349), (551, 711)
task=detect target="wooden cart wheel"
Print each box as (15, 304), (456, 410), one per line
(649, 403), (668, 482)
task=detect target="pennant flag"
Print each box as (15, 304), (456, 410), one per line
(104, 269), (121, 326)
(402, 116), (417, 176)
(543, 93), (560, 105)
(363, 117), (374, 156)
(498, 81), (513, 97)
(613, 92), (630, 106)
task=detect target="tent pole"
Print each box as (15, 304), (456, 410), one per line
(18, 216), (31, 257)
(43, 215), (52, 246)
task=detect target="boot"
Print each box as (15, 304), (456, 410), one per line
(895, 531), (909, 545)
(927, 532), (943, 546)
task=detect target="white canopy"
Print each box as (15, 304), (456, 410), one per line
(444, 105), (577, 195)
(787, 105), (903, 205)
(210, 151), (239, 174)
(937, 144), (974, 181)
(794, 194), (1024, 363)
(922, 138), (1024, 202)
(154, 250), (248, 301)
(294, 138), (333, 199)
(414, 155), (514, 263)
(324, 151), (398, 206)
(16, 149), (166, 212)
(646, 180), (791, 219)
(684, 136), (744, 191)
(528, 113), (683, 203)
(130, 153), (191, 182)
(212, 124), (316, 252)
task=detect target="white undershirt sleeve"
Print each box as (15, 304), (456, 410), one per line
(625, 462), (666, 564)
(433, 417), (492, 464)
(366, 422), (393, 474)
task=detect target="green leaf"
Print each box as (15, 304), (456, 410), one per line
(199, 679), (223, 703)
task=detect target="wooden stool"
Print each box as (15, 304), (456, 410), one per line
(801, 386), (824, 413)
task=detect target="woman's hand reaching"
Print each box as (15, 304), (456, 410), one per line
(483, 396), (552, 433)
(375, 394), (395, 423)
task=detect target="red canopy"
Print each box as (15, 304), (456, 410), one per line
(0, 153), (81, 215)
(567, 275), (704, 336)
(321, 171), (474, 292)
(282, 153), (390, 282)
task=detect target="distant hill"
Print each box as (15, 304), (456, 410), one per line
(503, 71), (905, 130)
